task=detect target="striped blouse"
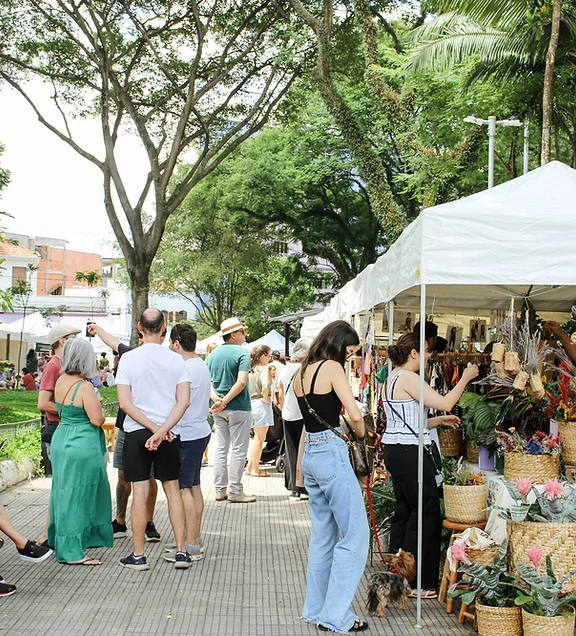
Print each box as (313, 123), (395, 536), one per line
(382, 369), (431, 446)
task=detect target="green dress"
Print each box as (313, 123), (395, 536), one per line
(47, 380), (113, 562)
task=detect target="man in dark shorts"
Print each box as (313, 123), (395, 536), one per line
(116, 309), (191, 570)
(162, 324), (212, 562)
(87, 323), (160, 542)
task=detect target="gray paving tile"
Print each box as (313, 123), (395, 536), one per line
(0, 464), (472, 635)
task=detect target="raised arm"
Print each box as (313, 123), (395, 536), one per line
(87, 324), (122, 354)
(401, 365), (479, 412)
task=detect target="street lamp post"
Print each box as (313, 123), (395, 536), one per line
(464, 115), (525, 188)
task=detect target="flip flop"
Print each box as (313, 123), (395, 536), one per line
(250, 471), (269, 477)
(67, 557), (101, 566)
(410, 589), (437, 599)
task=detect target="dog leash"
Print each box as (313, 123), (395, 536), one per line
(366, 466), (389, 567)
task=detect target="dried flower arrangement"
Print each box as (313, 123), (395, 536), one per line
(496, 428), (561, 456)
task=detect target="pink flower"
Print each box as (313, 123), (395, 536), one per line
(527, 547), (543, 573)
(543, 478), (564, 501)
(451, 543), (471, 565)
(515, 478), (533, 502)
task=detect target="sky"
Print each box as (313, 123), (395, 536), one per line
(0, 81), (150, 256)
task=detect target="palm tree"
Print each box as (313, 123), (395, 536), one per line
(409, 0), (576, 165)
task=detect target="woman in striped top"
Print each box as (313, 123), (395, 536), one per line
(383, 332), (478, 597)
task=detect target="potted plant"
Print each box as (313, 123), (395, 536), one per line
(511, 550), (576, 636)
(448, 540), (522, 636)
(495, 478), (576, 593)
(442, 457), (487, 524)
(545, 349), (576, 466)
(458, 393), (502, 467)
(497, 428), (561, 482)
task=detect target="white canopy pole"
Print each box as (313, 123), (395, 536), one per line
(416, 284), (426, 628)
(387, 301), (394, 376)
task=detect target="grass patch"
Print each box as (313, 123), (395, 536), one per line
(0, 428), (43, 476)
(0, 386), (118, 425)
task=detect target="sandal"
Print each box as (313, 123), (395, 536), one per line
(410, 589), (437, 599)
(250, 471), (269, 477)
(67, 556), (101, 566)
(318, 619), (369, 633)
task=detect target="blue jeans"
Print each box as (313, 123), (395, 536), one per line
(301, 430), (369, 632)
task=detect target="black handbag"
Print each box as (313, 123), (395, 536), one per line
(299, 373), (371, 478)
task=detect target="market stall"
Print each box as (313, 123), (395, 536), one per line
(305, 160), (576, 627)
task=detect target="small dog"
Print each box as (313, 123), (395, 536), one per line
(366, 549), (416, 617)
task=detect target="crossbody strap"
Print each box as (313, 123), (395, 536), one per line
(383, 377), (422, 441)
(299, 366), (349, 444)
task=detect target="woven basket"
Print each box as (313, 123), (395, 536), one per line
(444, 483), (487, 524)
(438, 428), (462, 457)
(467, 440), (479, 463)
(476, 603), (522, 636)
(521, 609), (575, 636)
(503, 453), (560, 482)
(558, 420), (576, 465)
(468, 544), (499, 568)
(507, 521), (576, 593)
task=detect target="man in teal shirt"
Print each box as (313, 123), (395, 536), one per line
(207, 317), (255, 503)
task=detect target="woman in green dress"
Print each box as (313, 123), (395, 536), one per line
(47, 337), (113, 565)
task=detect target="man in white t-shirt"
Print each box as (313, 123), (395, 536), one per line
(116, 308), (191, 571)
(277, 338), (312, 501)
(162, 323), (212, 563)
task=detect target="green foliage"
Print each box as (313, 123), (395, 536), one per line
(0, 390), (40, 425)
(0, 427), (42, 476)
(151, 189), (319, 337)
(513, 556), (576, 616)
(498, 480), (576, 523)
(448, 540), (515, 607)
(75, 271), (101, 287)
(365, 479), (396, 526)
(458, 393), (502, 442)
(442, 456), (485, 485)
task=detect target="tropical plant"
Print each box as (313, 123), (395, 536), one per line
(512, 553), (576, 616)
(448, 540), (515, 607)
(442, 456), (486, 485)
(75, 270), (102, 322)
(496, 477), (576, 523)
(459, 392), (502, 443)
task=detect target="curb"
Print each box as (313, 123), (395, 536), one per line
(0, 458), (36, 493)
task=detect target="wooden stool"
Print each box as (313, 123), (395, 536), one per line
(102, 417), (117, 452)
(438, 520), (486, 614)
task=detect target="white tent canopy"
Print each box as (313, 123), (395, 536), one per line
(0, 312), (52, 343)
(304, 161), (576, 330)
(196, 332), (224, 355)
(244, 329), (294, 354)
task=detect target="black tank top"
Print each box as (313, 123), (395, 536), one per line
(297, 360), (342, 433)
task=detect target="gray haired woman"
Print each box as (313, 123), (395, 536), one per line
(47, 338), (113, 565)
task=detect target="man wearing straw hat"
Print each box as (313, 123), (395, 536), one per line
(206, 317), (255, 503)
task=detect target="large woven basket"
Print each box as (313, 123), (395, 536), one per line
(476, 603), (522, 636)
(444, 483), (487, 524)
(507, 521), (576, 593)
(467, 440), (479, 463)
(558, 420), (576, 465)
(468, 544), (499, 568)
(438, 428), (462, 457)
(521, 609), (575, 636)
(503, 453), (560, 482)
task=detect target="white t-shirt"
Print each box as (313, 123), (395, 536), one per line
(173, 357), (212, 442)
(116, 343), (189, 433)
(277, 362), (302, 422)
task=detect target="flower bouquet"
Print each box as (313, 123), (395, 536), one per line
(511, 549), (576, 636)
(443, 458), (487, 523)
(497, 429), (561, 482)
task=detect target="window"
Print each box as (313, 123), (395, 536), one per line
(11, 267), (27, 287)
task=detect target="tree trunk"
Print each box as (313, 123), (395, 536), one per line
(541, 0), (561, 164)
(129, 267), (151, 344)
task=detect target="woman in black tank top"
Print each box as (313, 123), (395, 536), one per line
(293, 321), (369, 633)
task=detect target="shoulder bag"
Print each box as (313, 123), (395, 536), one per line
(299, 371), (372, 478)
(383, 380), (443, 480)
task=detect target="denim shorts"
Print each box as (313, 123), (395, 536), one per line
(179, 435), (211, 488)
(251, 399), (273, 428)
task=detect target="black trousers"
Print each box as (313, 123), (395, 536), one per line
(282, 418), (304, 492)
(383, 444), (442, 590)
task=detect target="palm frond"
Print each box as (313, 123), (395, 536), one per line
(430, 0), (531, 30)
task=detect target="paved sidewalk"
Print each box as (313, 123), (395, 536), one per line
(0, 463), (470, 636)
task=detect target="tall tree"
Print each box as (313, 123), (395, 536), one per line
(0, 0), (308, 340)
(542, 0), (562, 163)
